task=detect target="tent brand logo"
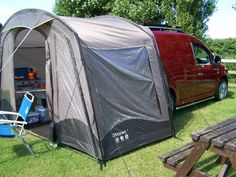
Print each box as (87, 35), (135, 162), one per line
(112, 129), (129, 144)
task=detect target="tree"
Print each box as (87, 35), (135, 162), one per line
(0, 23), (2, 31)
(54, 0), (110, 17)
(108, 0), (164, 24)
(206, 38), (236, 58)
(54, 0), (217, 38)
(161, 0), (217, 38)
(206, 38), (236, 74)
(54, 0), (164, 24)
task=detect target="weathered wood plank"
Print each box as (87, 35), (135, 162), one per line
(166, 148), (193, 166)
(229, 153), (236, 171)
(159, 142), (194, 162)
(200, 123), (236, 143)
(212, 129), (236, 148)
(191, 117), (236, 141)
(175, 141), (209, 177)
(161, 117), (236, 177)
(163, 163), (212, 177)
(224, 139), (236, 151)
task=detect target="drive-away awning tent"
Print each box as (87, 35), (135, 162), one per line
(0, 9), (173, 161)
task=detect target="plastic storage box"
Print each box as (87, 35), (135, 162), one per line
(27, 112), (39, 124)
(35, 106), (48, 123)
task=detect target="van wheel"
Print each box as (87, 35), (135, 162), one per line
(215, 79), (228, 101)
(170, 93), (176, 112)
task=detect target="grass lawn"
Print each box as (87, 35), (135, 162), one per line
(0, 88), (236, 177)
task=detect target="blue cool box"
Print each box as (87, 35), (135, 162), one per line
(0, 124), (15, 137)
(14, 67), (29, 78)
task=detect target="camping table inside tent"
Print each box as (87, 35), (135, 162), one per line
(16, 89), (46, 106)
(160, 117), (236, 177)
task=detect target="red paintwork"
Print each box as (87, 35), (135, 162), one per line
(151, 30), (227, 107)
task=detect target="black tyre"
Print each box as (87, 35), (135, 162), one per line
(215, 79), (228, 101)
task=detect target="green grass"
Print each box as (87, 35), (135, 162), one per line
(1, 88), (236, 177)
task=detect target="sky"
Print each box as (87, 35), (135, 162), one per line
(0, 0), (235, 39)
(207, 0), (236, 39)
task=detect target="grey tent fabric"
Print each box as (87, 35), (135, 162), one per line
(85, 46), (162, 137)
(2, 9), (54, 32)
(1, 30), (16, 111)
(0, 9), (173, 161)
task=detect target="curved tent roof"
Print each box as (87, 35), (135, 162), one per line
(2, 9), (154, 49)
(2, 9), (55, 32)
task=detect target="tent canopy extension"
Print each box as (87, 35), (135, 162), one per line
(0, 9), (173, 161)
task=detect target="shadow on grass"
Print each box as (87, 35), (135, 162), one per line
(13, 143), (33, 157)
(226, 90), (235, 100)
(173, 89), (235, 134)
(14, 139), (53, 156)
(173, 100), (215, 130)
(174, 107), (195, 134)
(195, 154), (236, 177)
(196, 154), (219, 174)
(0, 139), (55, 164)
(5, 139), (52, 157)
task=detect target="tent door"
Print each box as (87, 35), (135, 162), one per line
(13, 29), (50, 138)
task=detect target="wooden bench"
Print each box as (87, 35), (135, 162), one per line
(159, 142), (213, 177)
(159, 117), (236, 177)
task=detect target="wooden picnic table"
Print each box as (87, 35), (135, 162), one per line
(160, 117), (236, 177)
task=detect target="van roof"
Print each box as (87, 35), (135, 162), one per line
(148, 25), (183, 32)
(151, 30), (188, 37)
(151, 29), (205, 47)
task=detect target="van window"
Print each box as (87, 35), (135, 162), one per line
(192, 43), (211, 65)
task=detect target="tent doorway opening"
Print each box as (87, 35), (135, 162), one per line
(14, 29), (50, 138)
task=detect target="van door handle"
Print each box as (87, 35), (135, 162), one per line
(198, 73), (203, 76)
(213, 68), (220, 73)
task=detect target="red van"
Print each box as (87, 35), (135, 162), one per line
(150, 26), (228, 110)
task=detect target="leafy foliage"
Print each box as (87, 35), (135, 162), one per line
(53, 0), (217, 38)
(108, 0), (164, 24)
(206, 38), (236, 58)
(161, 0), (217, 39)
(54, 0), (110, 17)
(206, 38), (236, 78)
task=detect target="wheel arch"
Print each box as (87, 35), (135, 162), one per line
(220, 76), (228, 85)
